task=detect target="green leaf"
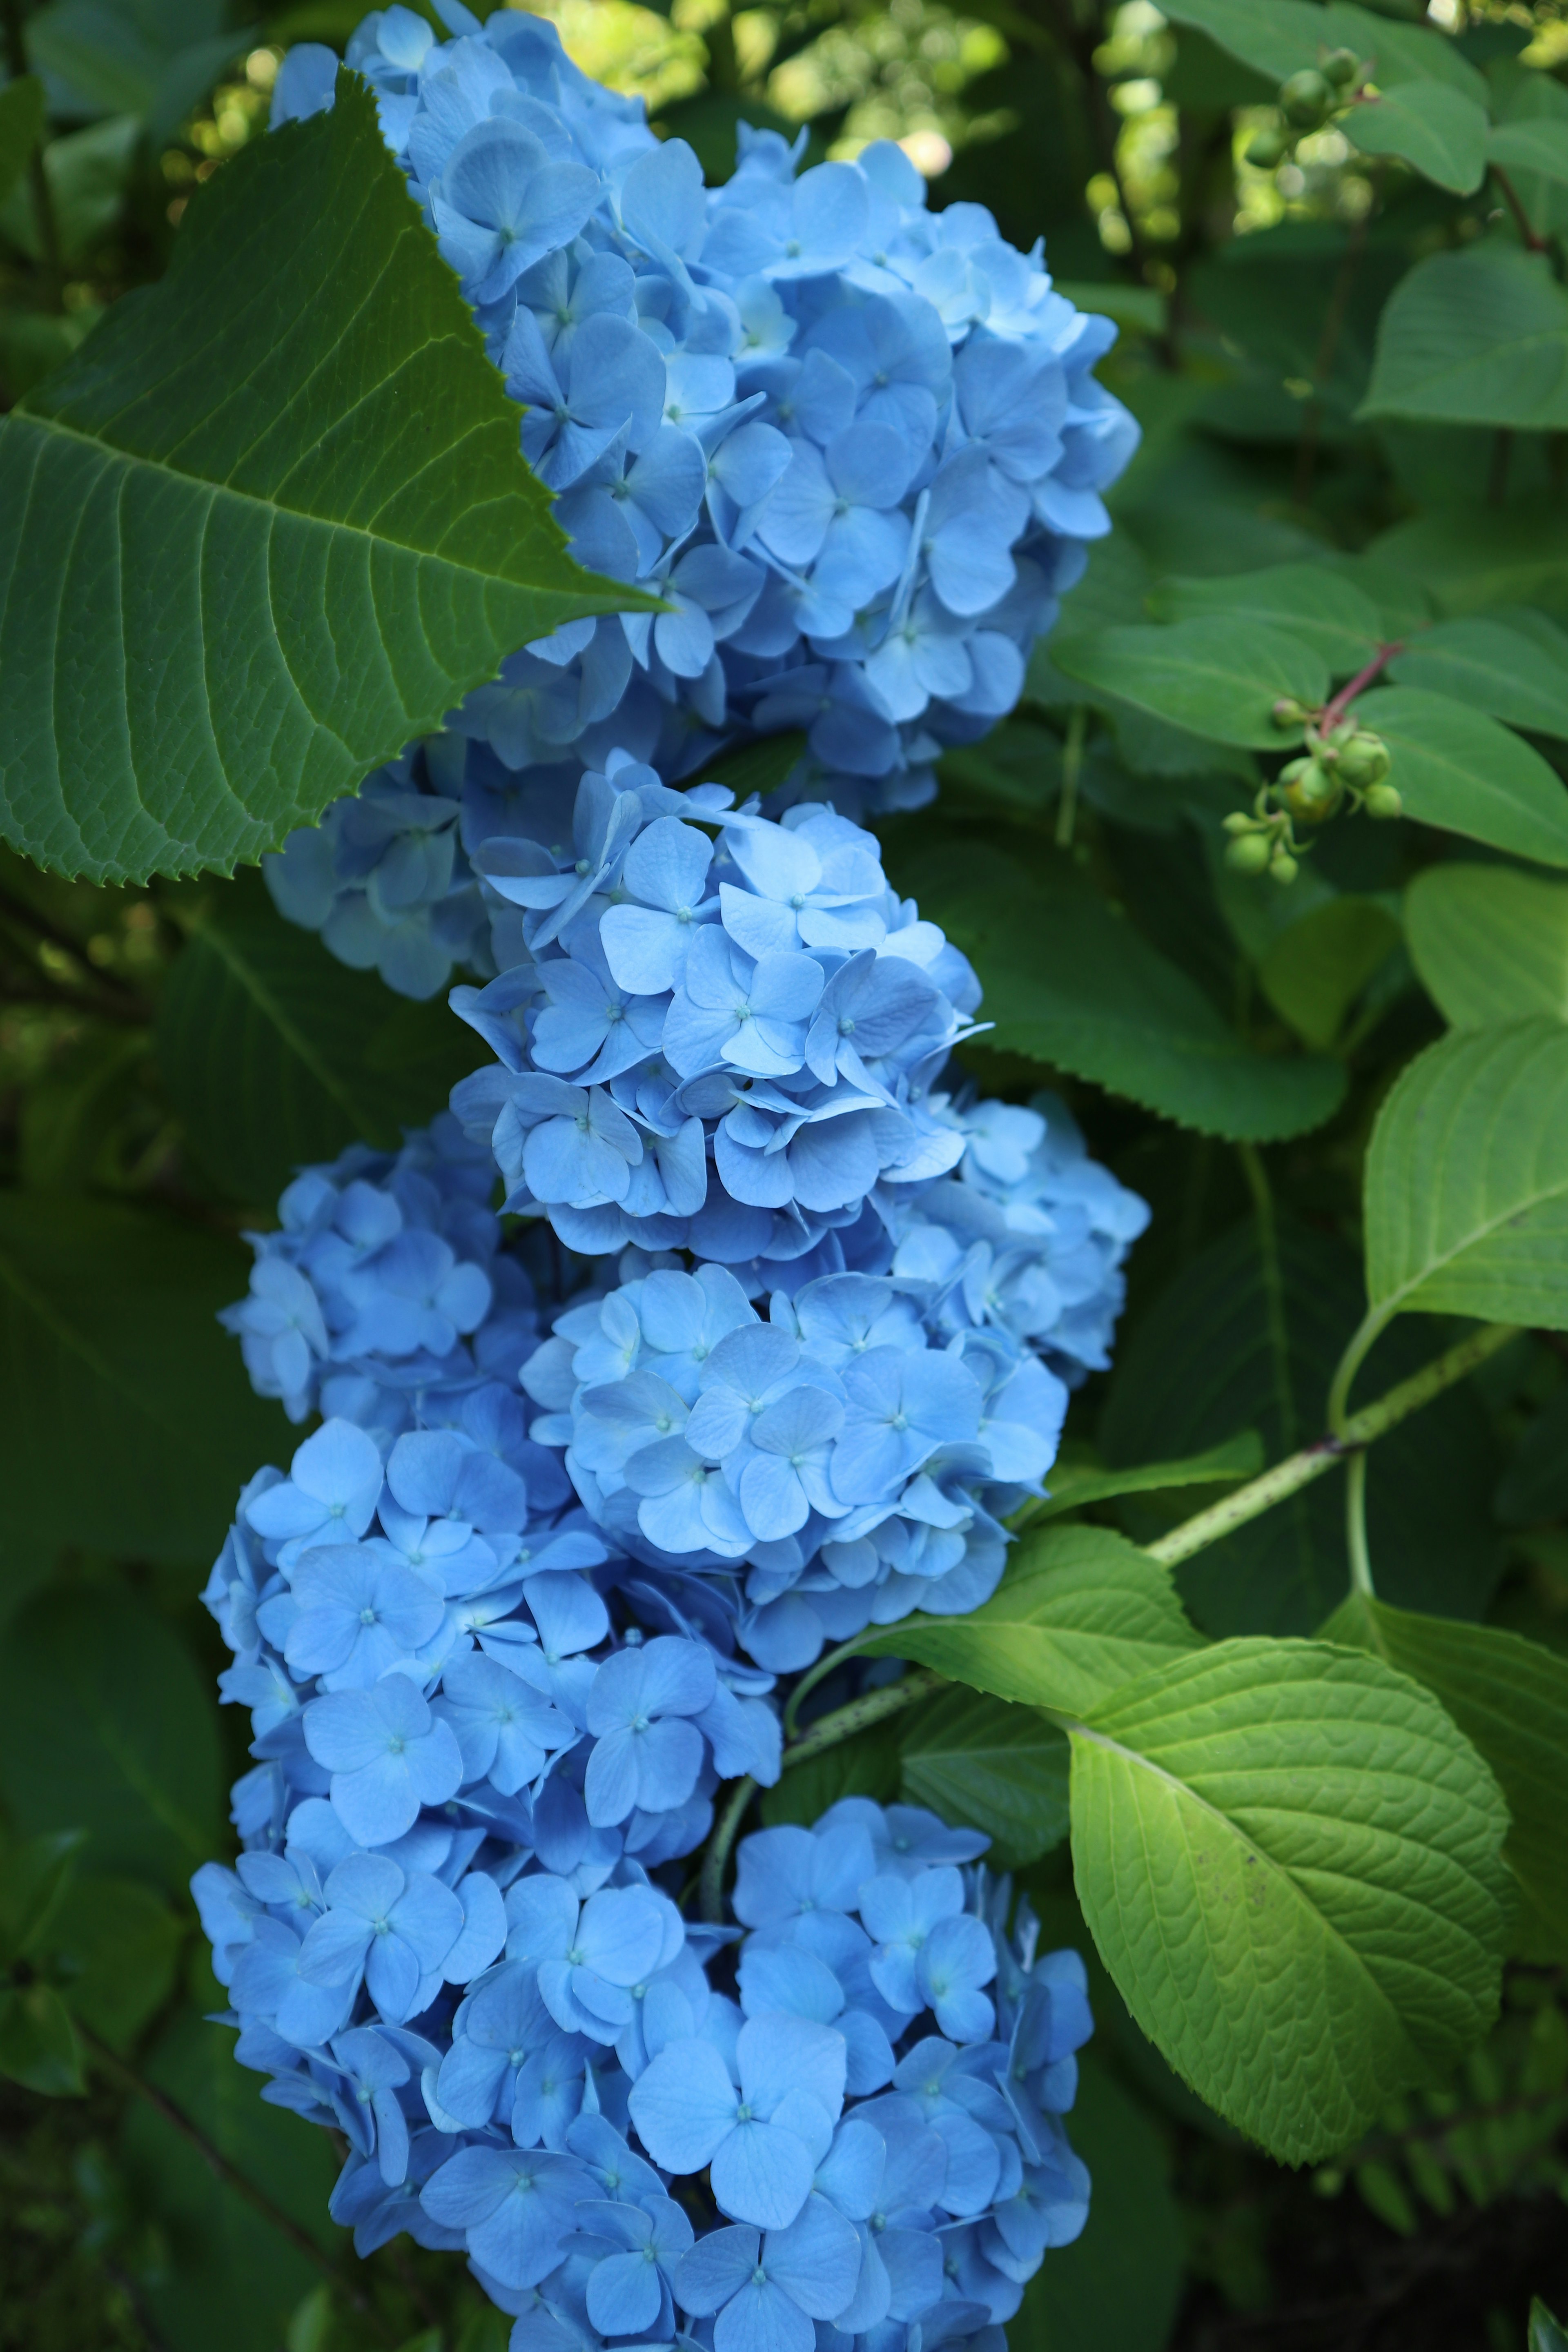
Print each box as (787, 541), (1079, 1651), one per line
(1321, 4), (1485, 100)
(0, 1980), (84, 2096)
(1018, 2054), (1184, 2352)
(0, 74), (45, 206)
(1156, 0), (1346, 84)
(1343, 82), (1487, 194)
(1147, 564), (1384, 676)
(1101, 1215), (1504, 1636)
(0, 1588), (221, 1893)
(1257, 898), (1403, 1051)
(1388, 614), (1568, 740)
(0, 1826), (84, 1966)
(1053, 618), (1328, 749)
(1025, 1429), (1264, 1523)
(1487, 118), (1568, 189)
(760, 1723), (902, 1828)
(1531, 2300), (1568, 2352)
(1069, 1639), (1510, 2164)
(1348, 687), (1568, 869)
(0, 114), (140, 267)
(708, 730), (809, 803)
(1359, 245), (1568, 430)
(857, 1525), (1205, 1715)
(1324, 1593), (1568, 1947)
(1363, 1018), (1568, 1332)
(1405, 864), (1568, 1029)
(897, 1688), (1070, 1867)
(1370, 504), (1568, 620)
(156, 875), (485, 1206)
(1494, 1383), (1568, 1526)
(922, 855), (1346, 1143)
(126, 2007), (342, 2352)
(52, 1873), (186, 2047)
(27, 0), (252, 136)
(0, 1192), (290, 1559)
(0, 72), (637, 888)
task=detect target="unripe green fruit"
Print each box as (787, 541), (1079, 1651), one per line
(1321, 48), (1359, 87)
(1272, 695), (1309, 727)
(1222, 811), (1256, 835)
(1279, 68), (1333, 127)
(1363, 782), (1403, 820)
(1337, 731), (1390, 787)
(1282, 763), (1339, 822)
(1270, 850), (1300, 883)
(1226, 831), (1273, 873)
(1247, 129), (1290, 170)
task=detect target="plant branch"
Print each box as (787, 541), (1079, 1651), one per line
(699, 1774), (757, 1924)
(1318, 642), (1403, 736)
(1344, 1450), (1374, 1599)
(78, 2025), (380, 2323)
(1490, 163), (1547, 256)
(1147, 1322), (1519, 1568)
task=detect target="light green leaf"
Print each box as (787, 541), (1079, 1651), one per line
(0, 74), (45, 206)
(898, 1688), (1071, 1868)
(1487, 118), (1568, 189)
(1359, 245), (1568, 430)
(1053, 618), (1328, 749)
(1324, 1592), (1568, 1947)
(0, 1588), (221, 1893)
(1405, 864), (1568, 1028)
(0, 1192), (289, 1559)
(0, 73), (637, 887)
(927, 859), (1347, 1144)
(1258, 898), (1403, 1051)
(156, 876), (485, 1207)
(1147, 564), (1384, 676)
(1343, 81), (1487, 194)
(1363, 1018), (1568, 1331)
(1025, 1430), (1264, 1523)
(0, 1980), (84, 2097)
(1348, 686), (1568, 868)
(857, 1525), (1205, 1715)
(1069, 1639), (1510, 2164)
(1388, 614), (1568, 740)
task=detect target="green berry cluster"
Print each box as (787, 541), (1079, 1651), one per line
(1245, 49), (1364, 171)
(1224, 696), (1400, 883)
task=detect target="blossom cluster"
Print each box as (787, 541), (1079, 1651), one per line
(263, 2), (1139, 997)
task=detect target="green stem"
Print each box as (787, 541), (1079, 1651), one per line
(1147, 1322), (1518, 1568)
(781, 1669), (945, 1770)
(1325, 1304), (1387, 1436)
(782, 1637), (865, 1740)
(699, 1773), (757, 1924)
(1054, 706), (1086, 849)
(1345, 1450), (1374, 1599)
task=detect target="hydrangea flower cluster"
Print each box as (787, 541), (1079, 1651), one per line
(263, 2), (1139, 996)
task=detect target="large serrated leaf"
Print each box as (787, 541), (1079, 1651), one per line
(897, 1688), (1070, 1869)
(1069, 1639), (1510, 2164)
(0, 71), (637, 886)
(1363, 1019), (1568, 1331)
(1405, 864), (1568, 1029)
(1325, 1593), (1568, 1946)
(1348, 686), (1568, 867)
(1025, 1429), (1264, 1523)
(1359, 245), (1568, 430)
(857, 1525), (1205, 1715)
(1053, 617), (1328, 749)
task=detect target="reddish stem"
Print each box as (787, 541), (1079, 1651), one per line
(1490, 164), (1548, 256)
(1318, 641), (1402, 735)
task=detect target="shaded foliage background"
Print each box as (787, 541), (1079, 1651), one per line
(2, 0), (1568, 2345)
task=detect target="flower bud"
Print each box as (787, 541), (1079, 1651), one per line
(1272, 696), (1310, 728)
(1222, 811), (1256, 835)
(1363, 782), (1403, 820)
(1279, 68), (1334, 127)
(1226, 831), (1274, 874)
(1270, 849), (1300, 883)
(1247, 128), (1291, 170)
(1336, 731), (1390, 787)
(1321, 48), (1359, 87)
(1282, 762), (1339, 822)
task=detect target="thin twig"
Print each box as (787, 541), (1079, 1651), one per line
(1054, 705), (1086, 848)
(1490, 163), (1547, 255)
(699, 1774), (757, 1924)
(1318, 642), (1403, 735)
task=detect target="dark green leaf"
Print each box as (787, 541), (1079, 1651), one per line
(1157, 0), (1343, 84)
(708, 731), (809, 803)
(0, 115), (139, 266)
(0, 1980), (84, 2096)
(0, 73), (637, 886)
(1363, 1019), (1568, 1332)
(1257, 898), (1403, 1050)
(1025, 1429), (1264, 1523)
(1343, 82), (1487, 194)
(1359, 246), (1568, 430)
(52, 1873), (185, 2047)
(1487, 119), (1568, 189)
(26, 0), (250, 139)
(156, 875), (486, 1205)
(1321, 4), (1485, 100)
(1325, 1593), (1568, 1947)
(1071, 1639), (1510, 2164)
(1405, 863), (1568, 1028)
(1370, 504), (1568, 619)
(759, 1725), (902, 1829)
(1147, 564), (1383, 675)
(0, 1192), (290, 1559)
(1531, 2300), (1568, 2352)
(0, 74), (45, 206)
(857, 1524), (1205, 1715)
(921, 852), (1346, 1143)
(1019, 2055), (1183, 2352)
(1350, 686), (1568, 868)
(1054, 618), (1328, 748)
(1494, 1383), (1568, 1526)
(1102, 1216), (1504, 1635)
(0, 1588), (221, 1893)
(1388, 614), (1568, 739)
(125, 2007), (342, 2352)
(0, 1826), (84, 1966)
(897, 1688), (1070, 1867)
